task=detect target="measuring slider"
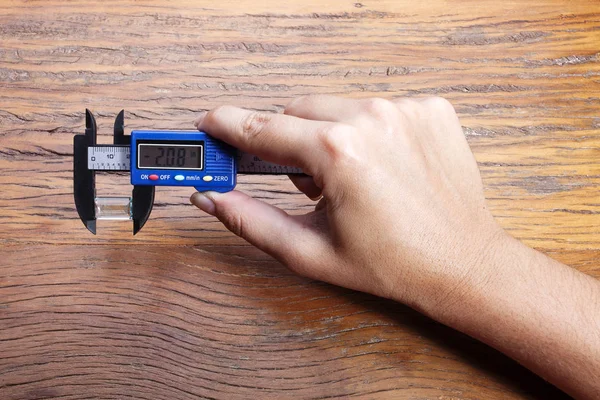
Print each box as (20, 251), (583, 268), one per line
(74, 110), (302, 235)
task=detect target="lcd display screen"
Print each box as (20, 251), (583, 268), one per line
(138, 143), (204, 170)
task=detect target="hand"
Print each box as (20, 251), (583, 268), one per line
(192, 96), (600, 399)
(191, 95), (505, 313)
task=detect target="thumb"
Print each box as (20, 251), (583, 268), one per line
(190, 190), (324, 266)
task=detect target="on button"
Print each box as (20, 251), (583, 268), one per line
(149, 174), (159, 181)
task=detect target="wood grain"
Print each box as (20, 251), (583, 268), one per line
(1, 0), (598, 398)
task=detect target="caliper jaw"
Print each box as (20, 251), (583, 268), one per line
(73, 109), (97, 234)
(132, 185), (155, 235)
(73, 109), (155, 235)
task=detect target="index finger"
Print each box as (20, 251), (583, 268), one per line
(195, 106), (335, 174)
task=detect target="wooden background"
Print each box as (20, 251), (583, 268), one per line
(1, 0), (599, 398)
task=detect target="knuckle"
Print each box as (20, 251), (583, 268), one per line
(240, 111), (271, 142)
(361, 97), (397, 119)
(423, 96), (455, 113)
(318, 123), (360, 163)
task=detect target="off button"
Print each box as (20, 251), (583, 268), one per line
(174, 175), (184, 181)
(149, 174), (159, 181)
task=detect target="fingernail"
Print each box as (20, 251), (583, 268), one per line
(190, 192), (216, 215)
(193, 111), (207, 129)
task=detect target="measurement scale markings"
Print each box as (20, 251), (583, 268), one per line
(87, 146), (302, 174)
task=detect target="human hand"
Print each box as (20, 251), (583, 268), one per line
(191, 96), (600, 399)
(191, 95), (505, 315)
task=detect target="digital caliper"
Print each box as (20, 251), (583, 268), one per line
(74, 110), (302, 235)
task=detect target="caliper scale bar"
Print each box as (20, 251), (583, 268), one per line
(88, 146), (130, 171)
(87, 145), (302, 174)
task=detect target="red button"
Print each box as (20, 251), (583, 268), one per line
(149, 174), (159, 181)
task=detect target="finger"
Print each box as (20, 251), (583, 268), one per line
(284, 95), (364, 122)
(288, 175), (322, 200)
(190, 191), (326, 265)
(287, 96), (407, 134)
(195, 106), (339, 174)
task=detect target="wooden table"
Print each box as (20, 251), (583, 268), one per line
(1, 1), (598, 398)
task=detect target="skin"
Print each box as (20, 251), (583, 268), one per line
(190, 95), (600, 399)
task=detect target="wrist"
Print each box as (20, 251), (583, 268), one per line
(398, 222), (518, 324)
(397, 227), (600, 400)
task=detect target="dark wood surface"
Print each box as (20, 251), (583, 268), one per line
(1, 1), (599, 398)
